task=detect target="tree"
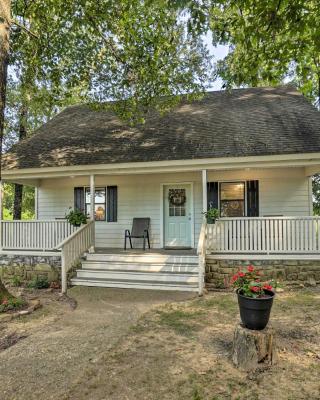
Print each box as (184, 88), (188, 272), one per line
(207, 1), (320, 105)
(0, 0), (214, 297)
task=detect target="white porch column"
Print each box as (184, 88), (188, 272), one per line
(89, 174), (95, 252)
(202, 169), (207, 214)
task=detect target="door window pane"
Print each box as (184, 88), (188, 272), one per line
(168, 189), (186, 217)
(220, 182), (245, 217)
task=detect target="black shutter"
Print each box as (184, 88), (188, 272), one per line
(207, 182), (218, 209)
(247, 180), (259, 217)
(74, 187), (85, 213)
(107, 186), (118, 222)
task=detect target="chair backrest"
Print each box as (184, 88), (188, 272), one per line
(131, 218), (150, 236)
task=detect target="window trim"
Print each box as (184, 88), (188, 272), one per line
(218, 181), (247, 217)
(84, 186), (107, 221)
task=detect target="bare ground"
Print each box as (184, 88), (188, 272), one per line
(64, 287), (320, 400)
(0, 286), (194, 400)
(1, 286), (320, 400)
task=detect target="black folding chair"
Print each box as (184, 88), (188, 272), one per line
(124, 218), (151, 250)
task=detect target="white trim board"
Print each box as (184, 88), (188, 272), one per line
(0, 250), (61, 257)
(4, 152), (320, 181)
(207, 254), (320, 261)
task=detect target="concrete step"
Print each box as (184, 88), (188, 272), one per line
(81, 260), (199, 273)
(76, 268), (198, 283)
(85, 253), (198, 265)
(70, 277), (199, 292)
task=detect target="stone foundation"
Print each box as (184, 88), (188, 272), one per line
(205, 258), (320, 290)
(0, 254), (61, 284)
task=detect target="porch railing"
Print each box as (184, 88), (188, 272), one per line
(207, 217), (320, 254)
(0, 220), (78, 251)
(55, 220), (95, 293)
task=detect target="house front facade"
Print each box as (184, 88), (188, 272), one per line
(2, 85), (320, 293)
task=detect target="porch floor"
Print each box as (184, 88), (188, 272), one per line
(93, 247), (197, 256)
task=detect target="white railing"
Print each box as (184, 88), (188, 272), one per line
(197, 221), (207, 295)
(0, 220), (78, 251)
(207, 217), (320, 254)
(55, 220), (95, 293)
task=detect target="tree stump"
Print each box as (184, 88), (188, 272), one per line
(232, 323), (278, 372)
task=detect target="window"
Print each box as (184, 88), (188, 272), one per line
(219, 182), (245, 217)
(85, 187), (106, 221)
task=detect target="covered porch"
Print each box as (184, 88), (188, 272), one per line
(2, 154), (320, 293)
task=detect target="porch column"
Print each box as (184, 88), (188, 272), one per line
(89, 174), (95, 252)
(201, 169), (207, 215)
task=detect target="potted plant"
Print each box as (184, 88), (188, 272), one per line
(65, 208), (87, 227)
(202, 207), (219, 224)
(231, 265), (276, 330)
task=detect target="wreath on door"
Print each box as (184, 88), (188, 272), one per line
(168, 189), (186, 206)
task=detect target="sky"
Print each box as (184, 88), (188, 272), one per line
(203, 31), (229, 91)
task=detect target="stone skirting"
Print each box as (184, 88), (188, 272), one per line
(205, 257), (320, 290)
(0, 254), (61, 284)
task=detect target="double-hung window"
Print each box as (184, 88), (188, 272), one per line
(219, 182), (245, 217)
(85, 187), (106, 221)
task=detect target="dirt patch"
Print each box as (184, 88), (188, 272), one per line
(65, 288), (320, 400)
(0, 286), (194, 400)
(0, 331), (28, 351)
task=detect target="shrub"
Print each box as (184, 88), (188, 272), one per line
(28, 276), (50, 289)
(11, 275), (22, 287)
(65, 208), (87, 227)
(0, 297), (25, 313)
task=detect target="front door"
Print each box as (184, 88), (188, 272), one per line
(164, 184), (192, 248)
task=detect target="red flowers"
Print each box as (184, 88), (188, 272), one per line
(1, 298), (8, 305)
(230, 265), (276, 298)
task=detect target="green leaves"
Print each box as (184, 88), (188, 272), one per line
(208, 0), (320, 105)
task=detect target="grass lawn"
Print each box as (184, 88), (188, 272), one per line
(65, 287), (320, 400)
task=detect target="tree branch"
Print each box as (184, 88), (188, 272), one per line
(10, 18), (38, 38)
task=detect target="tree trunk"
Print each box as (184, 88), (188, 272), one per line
(232, 323), (278, 372)
(13, 104), (27, 219)
(0, 0), (12, 292)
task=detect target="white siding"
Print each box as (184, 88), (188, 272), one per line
(38, 172), (202, 248)
(38, 167), (311, 248)
(208, 167), (311, 217)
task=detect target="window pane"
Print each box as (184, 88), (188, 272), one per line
(220, 182), (244, 200)
(85, 187), (106, 204)
(95, 204), (105, 221)
(220, 200), (244, 217)
(95, 188), (106, 204)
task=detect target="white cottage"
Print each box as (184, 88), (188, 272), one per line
(2, 85), (320, 293)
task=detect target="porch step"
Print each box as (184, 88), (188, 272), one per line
(70, 277), (199, 292)
(81, 261), (198, 273)
(75, 269), (198, 283)
(72, 251), (200, 292)
(85, 253), (198, 264)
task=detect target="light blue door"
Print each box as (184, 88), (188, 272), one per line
(164, 184), (192, 248)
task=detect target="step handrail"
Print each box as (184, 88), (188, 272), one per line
(197, 221), (207, 295)
(57, 220), (95, 293)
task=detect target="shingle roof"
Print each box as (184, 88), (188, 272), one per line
(3, 85), (320, 170)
